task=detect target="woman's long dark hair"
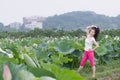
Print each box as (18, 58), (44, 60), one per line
(91, 26), (100, 40)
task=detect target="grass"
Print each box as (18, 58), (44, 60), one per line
(78, 59), (120, 80)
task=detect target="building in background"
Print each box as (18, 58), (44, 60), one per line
(23, 16), (46, 30)
(9, 22), (22, 30)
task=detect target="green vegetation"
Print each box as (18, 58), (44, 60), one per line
(0, 28), (120, 39)
(0, 28), (85, 38)
(0, 30), (119, 80)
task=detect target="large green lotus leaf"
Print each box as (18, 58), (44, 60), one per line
(78, 39), (85, 46)
(116, 43), (120, 50)
(33, 47), (48, 60)
(33, 42), (49, 60)
(29, 68), (56, 78)
(114, 42), (120, 54)
(0, 53), (18, 64)
(95, 46), (108, 56)
(53, 40), (75, 55)
(0, 63), (4, 79)
(73, 42), (84, 51)
(0, 62), (26, 80)
(105, 45), (113, 52)
(99, 39), (106, 45)
(41, 63), (84, 80)
(51, 64), (83, 80)
(101, 54), (111, 64)
(72, 50), (83, 57)
(109, 51), (119, 58)
(8, 63), (27, 80)
(51, 54), (72, 65)
(117, 50), (120, 54)
(74, 39), (85, 51)
(38, 42), (49, 49)
(39, 76), (56, 80)
(16, 70), (35, 80)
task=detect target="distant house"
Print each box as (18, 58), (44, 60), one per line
(9, 22), (22, 30)
(23, 16), (46, 30)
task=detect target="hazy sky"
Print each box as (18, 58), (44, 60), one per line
(0, 0), (120, 25)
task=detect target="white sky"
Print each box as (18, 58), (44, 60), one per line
(0, 0), (120, 25)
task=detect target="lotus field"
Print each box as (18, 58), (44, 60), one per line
(0, 35), (120, 80)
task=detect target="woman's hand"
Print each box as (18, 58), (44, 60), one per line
(86, 26), (91, 34)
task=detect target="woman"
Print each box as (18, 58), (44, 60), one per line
(77, 25), (100, 78)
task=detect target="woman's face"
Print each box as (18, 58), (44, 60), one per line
(90, 29), (95, 36)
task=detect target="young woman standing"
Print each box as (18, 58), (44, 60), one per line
(77, 25), (100, 78)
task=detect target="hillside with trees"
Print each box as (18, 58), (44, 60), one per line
(43, 11), (120, 30)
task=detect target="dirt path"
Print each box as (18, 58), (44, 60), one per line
(98, 73), (120, 80)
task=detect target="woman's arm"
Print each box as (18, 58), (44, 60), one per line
(92, 40), (99, 51)
(85, 26), (91, 35)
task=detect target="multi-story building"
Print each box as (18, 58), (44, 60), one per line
(23, 16), (46, 30)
